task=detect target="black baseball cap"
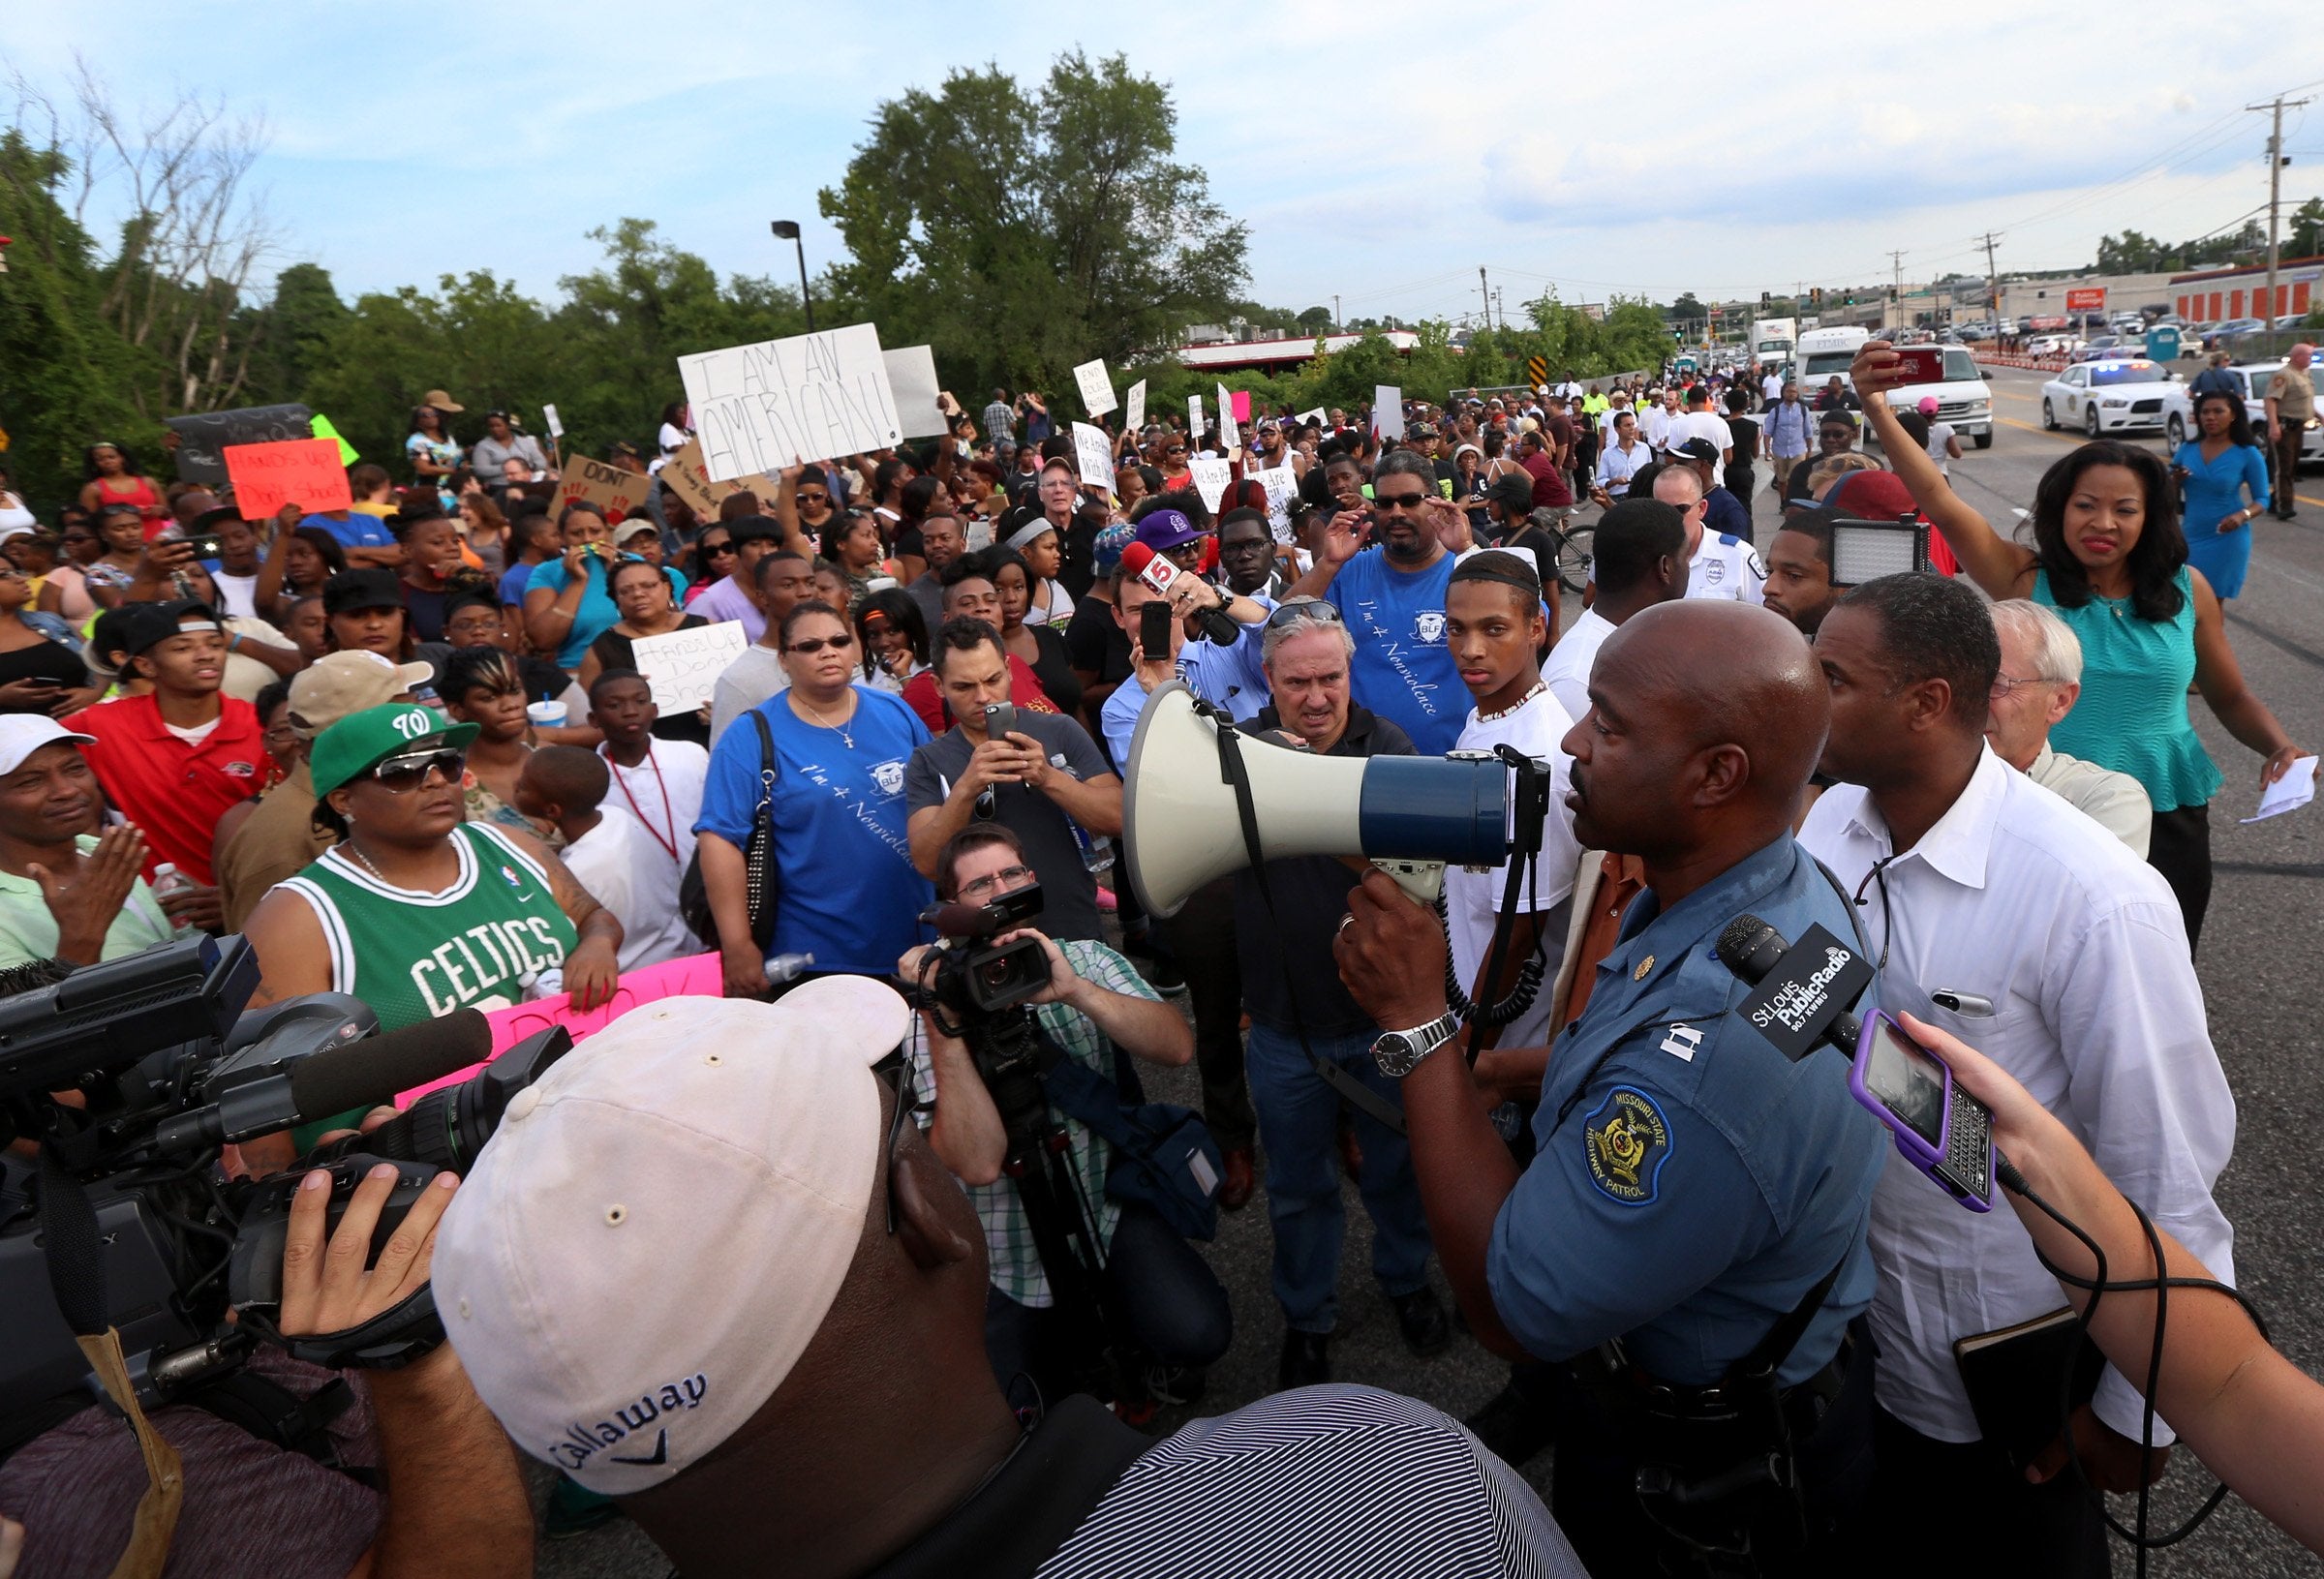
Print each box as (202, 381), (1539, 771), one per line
(323, 568), (405, 617)
(122, 598), (225, 658)
(1667, 438), (1721, 466)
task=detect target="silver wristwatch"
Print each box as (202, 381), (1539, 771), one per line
(1371, 1012), (1461, 1078)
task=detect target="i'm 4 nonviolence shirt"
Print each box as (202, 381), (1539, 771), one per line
(1323, 549), (1466, 753)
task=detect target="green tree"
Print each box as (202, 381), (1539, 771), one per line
(2095, 229), (2164, 273)
(248, 262), (350, 408)
(1667, 292), (1707, 326)
(1296, 305), (1334, 334)
(2288, 197), (2324, 261)
(818, 50), (1247, 416)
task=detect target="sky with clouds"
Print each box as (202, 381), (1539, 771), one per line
(8, 2), (2322, 329)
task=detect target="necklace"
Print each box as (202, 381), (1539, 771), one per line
(1476, 681), (1545, 724)
(796, 691), (858, 748)
(344, 838), (398, 887)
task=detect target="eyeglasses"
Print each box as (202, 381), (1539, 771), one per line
(786, 633), (856, 654)
(1990, 671), (2060, 699)
(956, 864), (1033, 901)
(366, 749), (465, 793)
(1851, 854), (1899, 972)
(1373, 491), (1430, 511)
(1266, 599), (1343, 630)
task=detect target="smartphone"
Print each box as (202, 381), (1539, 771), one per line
(1140, 599), (1173, 658)
(1891, 346), (1945, 384)
(983, 701), (1018, 739)
(177, 531), (226, 560)
(1849, 1012), (1993, 1211)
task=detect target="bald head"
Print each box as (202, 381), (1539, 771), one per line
(1612, 601), (1825, 797)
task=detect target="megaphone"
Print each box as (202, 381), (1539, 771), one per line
(1122, 682), (1512, 917)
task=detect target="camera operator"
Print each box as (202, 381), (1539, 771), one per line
(430, 983), (1584, 1578)
(0, 718), (180, 969)
(0, 1133), (530, 1579)
(900, 826), (1229, 1406)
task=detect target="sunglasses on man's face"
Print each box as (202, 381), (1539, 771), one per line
(367, 748), (465, 793)
(798, 491), (832, 505)
(1372, 491), (1430, 511)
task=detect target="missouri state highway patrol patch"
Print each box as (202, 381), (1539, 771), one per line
(1583, 1086), (1672, 1206)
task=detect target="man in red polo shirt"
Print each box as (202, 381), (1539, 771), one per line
(69, 599), (264, 886)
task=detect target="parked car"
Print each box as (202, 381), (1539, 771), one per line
(2213, 318), (2267, 339)
(2073, 335), (2128, 361)
(2041, 359), (2176, 437)
(2166, 360), (2324, 467)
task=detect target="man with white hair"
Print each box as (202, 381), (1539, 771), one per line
(1983, 599), (2152, 857)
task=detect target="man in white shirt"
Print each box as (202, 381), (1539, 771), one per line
(587, 670), (712, 879)
(1668, 386), (1732, 468)
(1639, 389), (1678, 453)
(1440, 552), (1583, 1057)
(1982, 599), (2152, 858)
(1797, 573), (2233, 1570)
(1651, 466), (1764, 604)
(1760, 367), (1785, 405)
(515, 746), (693, 973)
(1542, 499), (1687, 721)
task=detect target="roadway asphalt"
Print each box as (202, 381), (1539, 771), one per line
(539, 365), (2324, 1576)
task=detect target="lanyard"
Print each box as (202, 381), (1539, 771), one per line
(607, 744), (678, 864)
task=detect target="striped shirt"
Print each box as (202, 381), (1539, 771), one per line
(1036, 1385), (1584, 1577)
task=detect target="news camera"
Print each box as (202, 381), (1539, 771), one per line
(0, 933), (567, 1431)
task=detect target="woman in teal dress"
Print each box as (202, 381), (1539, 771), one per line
(1855, 344), (2309, 950)
(2170, 389), (2271, 600)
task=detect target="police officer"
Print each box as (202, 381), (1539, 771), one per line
(1335, 599), (1885, 1577)
(1654, 462), (1765, 605)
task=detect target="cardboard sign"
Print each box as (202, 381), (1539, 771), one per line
(883, 344), (949, 439)
(1073, 357), (1117, 417)
(1295, 407), (1326, 428)
(1071, 422), (1115, 491)
(678, 323), (903, 482)
(222, 438), (351, 520)
(1374, 385), (1405, 441)
(542, 403), (564, 440)
(1125, 379), (1147, 433)
(1187, 455), (1232, 514)
(1231, 390), (1252, 423)
(1216, 383), (1239, 450)
(1254, 464), (1301, 543)
(630, 620), (750, 715)
(1189, 393), (1205, 442)
(307, 413), (358, 466)
(167, 403), (315, 486)
(559, 453), (655, 523)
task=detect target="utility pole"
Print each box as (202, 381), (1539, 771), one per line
(2247, 93), (2314, 333)
(1332, 293), (1341, 332)
(1888, 249), (1906, 317)
(1479, 265), (1492, 330)
(1977, 231), (2003, 331)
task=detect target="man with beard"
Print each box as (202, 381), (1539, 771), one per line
(1760, 507), (1844, 638)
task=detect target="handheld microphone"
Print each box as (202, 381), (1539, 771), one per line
(287, 1009), (494, 1125)
(1118, 541), (1242, 646)
(1713, 914), (1872, 1063)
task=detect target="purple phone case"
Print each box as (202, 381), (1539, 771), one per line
(1849, 1012), (1992, 1212)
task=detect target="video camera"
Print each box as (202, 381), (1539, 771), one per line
(0, 933), (568, 1425)
(912, 883), (1051, 1026)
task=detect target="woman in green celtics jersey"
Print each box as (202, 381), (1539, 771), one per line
(242, 702), (624, 1041)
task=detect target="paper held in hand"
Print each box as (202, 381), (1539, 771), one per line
(629, 621), (750, 715)
(1254, 465), (1301, 543)
(542, 403), (564, 440)
(1374, 386), (1404, 441)
(1189, 393), (1204, 442)
(1187, 456), (1232, 514)
(559, 454), (656, 522)
(883, 345), (949, 440)
(1072, 423), (1115, 491)
(1216, 383), (1239, 450)
(2242, 755), (2318, 824)
(223, 438), (352, 520)
(1073, 358), (1117, 417)
(1125, 379), (1147, 433)
(678, 323), (903, 483)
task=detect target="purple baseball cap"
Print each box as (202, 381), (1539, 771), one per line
(1133, 509), (1205, 552)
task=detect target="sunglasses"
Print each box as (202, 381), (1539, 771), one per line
(700, 539), (737, 557)
(874, 1052), (919, 1234)
(1372, 492), (1430, 511)
(797, 492), (832, 505)
(1266, 599), (1342, 630)
(366, 748), (465, 792)
(786, 633), (856, 654)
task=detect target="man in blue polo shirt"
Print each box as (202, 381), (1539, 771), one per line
(1283, 450), (1467, 753)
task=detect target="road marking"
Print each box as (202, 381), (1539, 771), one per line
(1994, 391), (2034, 403)
(1994, 417), (2324, 507)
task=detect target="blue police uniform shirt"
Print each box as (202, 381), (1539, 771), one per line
(1487, 834), (1886, 1388)
(1323, 549), (1467, 754)
(692, 685), (933, 974)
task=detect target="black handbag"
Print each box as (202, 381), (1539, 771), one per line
(678, 709), (779, 951)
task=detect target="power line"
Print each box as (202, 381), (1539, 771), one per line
(2248, 92), (2316, 323)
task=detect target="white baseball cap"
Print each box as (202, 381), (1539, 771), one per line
(432, 977), (912, 1495)
(0, 715), (96, 777)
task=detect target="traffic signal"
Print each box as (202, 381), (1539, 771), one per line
(1760, 290), (1772, 308)
(1811, 288), (1823, 308)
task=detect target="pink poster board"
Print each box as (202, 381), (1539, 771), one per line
(1229, 390), (1252, 423)
(395, 952), (725, 1107)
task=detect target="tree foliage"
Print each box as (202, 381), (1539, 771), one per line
(2094, 221), (2268, 276)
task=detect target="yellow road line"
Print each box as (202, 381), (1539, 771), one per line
(1995, 418), (2324, 507)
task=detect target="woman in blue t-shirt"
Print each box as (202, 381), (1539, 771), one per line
(694, 599), (933, 996)
(519, 505), (688, 667)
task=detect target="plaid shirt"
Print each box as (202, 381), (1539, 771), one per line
(983, 400), (1017, 442)
(907, 938), (1154, 1306)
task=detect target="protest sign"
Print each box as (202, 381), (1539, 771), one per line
(1125, 379), (1147, 433)
(166, 403), (314, 486)
(1189, 393), (1204, 441)
(660, 438), (778, 520)
(559, 453), (656, 522)
(1071, 423), (1115, 491)
(884, 345), (949, 439)
(1230, 390), (1252, 424)
(307, 413), (358, 466)
(630, 620), (749, 715)
(1254, 465), (1301, 542)
(1073, 358), (1117, 417)
(1216, 383), (1239, 450)
(1296, 407), (1326, 428)
(223, 438), (351, 520)
(1374, 385), (1405, 441)
(1188, 455), (1232, 514)
(542, 403), (564, 440)
(678, 323), (903, 482)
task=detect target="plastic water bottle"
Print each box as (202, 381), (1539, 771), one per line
(150, 863), (198, 935)
(1072, 826), (1116, 874)
(764, 952), (816, 987)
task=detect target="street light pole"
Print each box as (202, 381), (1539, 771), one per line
(771, 220), (814, 332)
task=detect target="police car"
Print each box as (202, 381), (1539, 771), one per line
(2039, 359), (2177, 438)
(2161, 359), (2324, 467)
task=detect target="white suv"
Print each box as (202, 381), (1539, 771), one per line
(1886, 345), (1995, 449)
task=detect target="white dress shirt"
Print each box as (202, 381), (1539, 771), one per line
(1542, 607), (1615, 722)
(598, 738), (710, 876)
(1798, 748), (2235, 1445)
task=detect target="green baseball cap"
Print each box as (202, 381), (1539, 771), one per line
(310, 703), (478, 798)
